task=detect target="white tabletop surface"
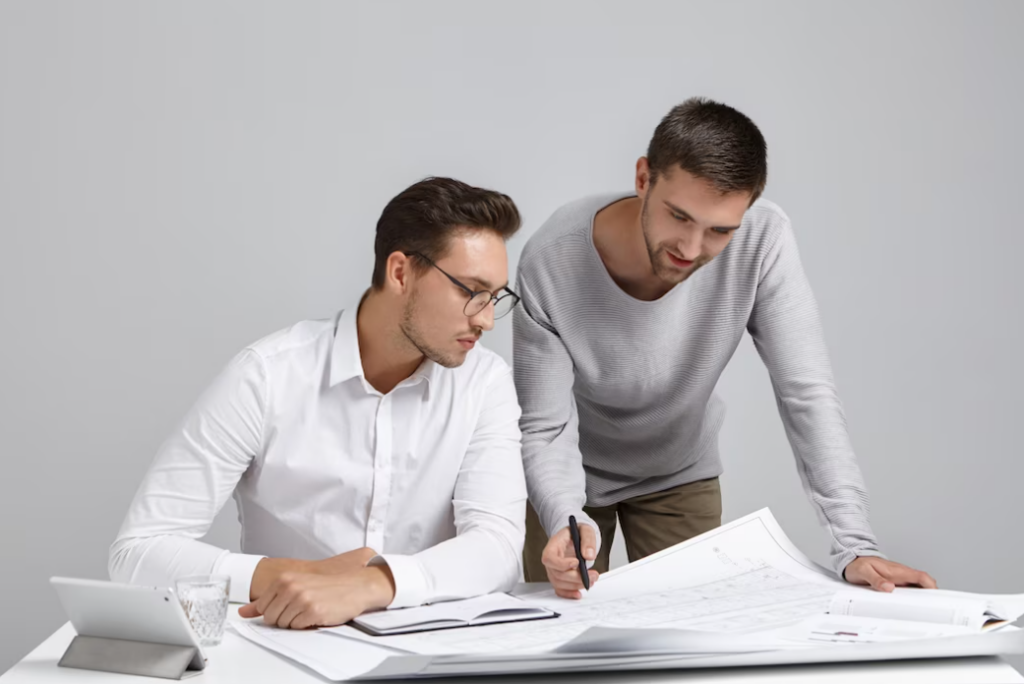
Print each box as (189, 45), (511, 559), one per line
(4, 589), (1023, 684)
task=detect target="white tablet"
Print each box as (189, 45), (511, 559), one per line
(50, 577), (206, 671)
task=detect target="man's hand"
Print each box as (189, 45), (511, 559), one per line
(308, 547), (378, 575)
(844, 556), (937, 592)
(542, 524), (599, 599)
(249, 547), (378, 601)
(238, 565), (396, 629)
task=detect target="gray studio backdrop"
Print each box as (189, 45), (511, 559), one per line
(1, 0), (1021, 674)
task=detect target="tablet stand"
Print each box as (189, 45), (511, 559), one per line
(59, 635), (202, 679)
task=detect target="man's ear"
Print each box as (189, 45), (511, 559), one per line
(384, 251), (415, 294)
(635, 157), (652, 198)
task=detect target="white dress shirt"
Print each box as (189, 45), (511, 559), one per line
(109, 306), (527, 606)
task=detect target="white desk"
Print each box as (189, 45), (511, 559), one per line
(4, 593), (1023, 684)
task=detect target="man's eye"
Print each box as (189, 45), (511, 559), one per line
(712, 227), (731, 235)
(672, 214), (688, 222)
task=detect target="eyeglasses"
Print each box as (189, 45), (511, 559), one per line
(406, 252), (520, 320)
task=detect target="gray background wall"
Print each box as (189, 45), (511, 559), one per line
(1, 0), (1021, 674)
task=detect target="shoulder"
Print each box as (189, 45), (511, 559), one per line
(243, 316), (336, 368)
(454, 344), (512, 387)
(728, 197), (795, 257)
(746, 197), (792, 236)
(519, 193), (627, 270)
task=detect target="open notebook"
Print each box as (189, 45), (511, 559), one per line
(828, 589), (1023, 632)
(351, 593), (559, 636)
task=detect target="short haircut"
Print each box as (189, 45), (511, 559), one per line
(372, 177), (521, 289)
(647, 97), (768, 203)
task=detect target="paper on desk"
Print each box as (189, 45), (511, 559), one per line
(230, 508), (1024, 680)
(322, 507), (848, 658)
(552, 625), (807, 654)
(230, 619), (415, 681)
(770, 613), (979, 645)
(828, 589), (991, 629)
(404, 626), (1024, 679)
(232, 619), (691, 680)
(896, 587), (1024, 624)
(365, 627), (1024, 679)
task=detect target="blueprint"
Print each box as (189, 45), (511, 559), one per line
(231, 508), (1024, 680)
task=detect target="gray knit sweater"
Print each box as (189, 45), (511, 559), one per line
(513, 193), (884, 576)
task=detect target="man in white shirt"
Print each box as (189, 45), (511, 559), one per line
(110, 177), (527, 630)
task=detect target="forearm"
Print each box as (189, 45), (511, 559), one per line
(749, 217), (883, 575)
(374, 520), (523, 608)
(520, 397), (600, 547)
(108, 534), (264, 603)
(513, 283), (598, 548)
(110, 349), (267, 599)
(523, 439), (600, 549)
(249, 546), (381, 601)
(785, 420), (885, 573)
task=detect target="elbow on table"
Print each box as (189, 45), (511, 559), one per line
(107, 535), (143, 585)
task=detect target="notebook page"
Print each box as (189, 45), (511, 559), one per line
(355, 593), (545, 632)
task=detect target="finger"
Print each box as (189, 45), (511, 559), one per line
(238, 602), (261, 618)
(549, 567), (585, 585)
(551, 572), (586, 591)
(543, 553), (579, 573)
(544, 528), (577, 565)
(857, 563), (895, 592)
(552, 568), (596, 589)
(552, 577), (585, 593)
(578, 525), (598, 561)
(253, 582), (279, 617)
(550, 530), (575, 552)
(278, 596), (308, 630)
(552, 585), (582, 600)
(555, 574), (597, 595)
(290, 610), (320, 630)
(879, 564), (937, 589)
(262, 591), (293, 627)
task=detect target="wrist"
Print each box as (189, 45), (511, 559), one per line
(359, 565), (396, 610)
(251, 557), (314, 600)
(842, 556), (866, 581)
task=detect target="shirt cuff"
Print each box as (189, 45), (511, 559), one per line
(213, 552), (266, 603)
(369, 554), (429, 609)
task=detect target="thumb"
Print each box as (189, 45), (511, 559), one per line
(238, 602), (261, 618)
(579, 524), (598, 561)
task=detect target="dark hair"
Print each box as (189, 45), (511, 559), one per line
(647, 97), (768, 203)
(371, 177), (521, 289)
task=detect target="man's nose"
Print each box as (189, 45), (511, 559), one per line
(468, 302), (495, 332)
(677, 225), (703, 261)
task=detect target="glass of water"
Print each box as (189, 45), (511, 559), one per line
(175, 575), (230, 646)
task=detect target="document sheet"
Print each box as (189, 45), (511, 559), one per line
(231, 508), (1024, 680)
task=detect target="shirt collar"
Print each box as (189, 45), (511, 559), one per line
(329, 305), (364, 387)
(329, 301), (441, 393)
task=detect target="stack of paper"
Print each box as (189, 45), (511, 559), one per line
(231, 508), (1024, 680)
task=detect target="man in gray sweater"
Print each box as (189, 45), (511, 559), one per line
(514, 97), (935, 599)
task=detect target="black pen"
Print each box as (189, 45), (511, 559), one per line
(568, 515), (590, 591)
